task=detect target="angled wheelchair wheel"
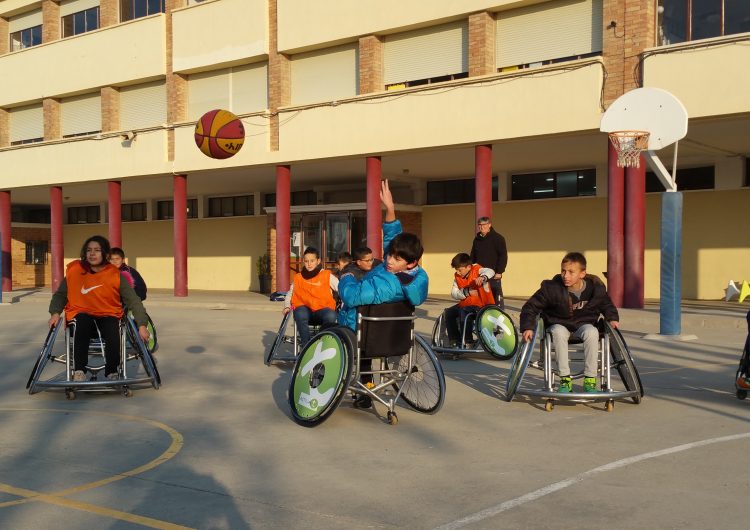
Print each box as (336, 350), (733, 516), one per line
(265, 311), (294, 365)
(389, 335), (446, 414)
(431, 311), (448, 349)
(27, 320), (63, 393)
(605, 322), (643, 404)
(146, 314), (158, 354)
(126, 317), (161, 388)
(288, 328), (353, 427)
(505, 320), (541, 401)
(476, 305), (518, 360)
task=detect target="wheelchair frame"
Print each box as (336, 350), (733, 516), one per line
(288, 303), (446, 426)
(27, 314), (160, 400)
(431, 304), (518, 361)
(505, 320), (643, 412)
(264, 310), (321, 365)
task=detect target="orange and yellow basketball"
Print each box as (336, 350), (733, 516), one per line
(194, 109), (245, 159)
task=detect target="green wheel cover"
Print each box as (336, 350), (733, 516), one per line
(478, 307), (518, 359)
(291, 332), (348, 420)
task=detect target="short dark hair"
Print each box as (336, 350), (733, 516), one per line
(110, 247), (125, 259)
(451, 252), (472, 269)
(353, 247), (373, 261)
(389, 232), (423, 265)
(303, 246), (320, 259)
(79, 235), (111, 262)
(562, 252), (587, 270)
(477, 216), (491, 224)
(336, 251), (352, 264)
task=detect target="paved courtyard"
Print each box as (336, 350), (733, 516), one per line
(0, 291), (748, 529)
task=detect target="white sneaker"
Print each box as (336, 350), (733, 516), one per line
(72, 370), (86, 382)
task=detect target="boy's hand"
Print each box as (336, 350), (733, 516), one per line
(283, 307), (291, 315)
(522, 329), (534, 342)
(139, 325), (150, 342)
(48, 313), (60, 328)
(468, 289), (479, 298)
(609, 320), (620, 329)
(380, 180), (396, 222)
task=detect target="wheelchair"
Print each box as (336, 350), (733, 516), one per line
(265, 310), (322, 365)
(734, 310), (750, 400)
(287, 301), (446, 426)
(505, 319), (643, 412)
(431, 304), (518, 360)
(27, 313), (160, 400)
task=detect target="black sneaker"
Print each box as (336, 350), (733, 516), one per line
(353, 394), (372, 409)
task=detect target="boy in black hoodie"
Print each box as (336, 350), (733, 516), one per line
(520, 252), (619, 393)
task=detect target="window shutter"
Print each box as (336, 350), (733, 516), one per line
(384, 20), (468, 85)
(9, 9), (42, 33)
(232, 62), (268, 114)
(496, 0), (603, 68)
(188, 68), (230, 120)
(60, 0), (100, 18)
(120, 80), (167, 130)
(290, 43), (358, 105)
(61, 92), (101, 136)
(10, 104), (44, 142)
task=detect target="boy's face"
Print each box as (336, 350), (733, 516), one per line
(302, 253), (321, 272)
(336, 259), (349, 271)
(387, 254), (415, 274)
(86, 242), (105, 267)
(478, 220), (491, 236)
(110, 255), (124, 268)
(455, 264), (472, 277)
(356, 253), (375, 272)
(561, 260), (586, 289)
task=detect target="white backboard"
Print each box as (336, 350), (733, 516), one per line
(600, 88), (688, 151)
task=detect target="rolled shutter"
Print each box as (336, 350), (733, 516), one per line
(290, 43), (358, 105)
(188, 68), (230, 120)
(60, 0), (100, 17)
(9, 9), (42, 33)
(61, 92), (101, 136)
(496, 0), (603, 68)
(384, 20), (468, 85)
(10, 104), (44, 142)
(120, 80), (167, 130)
(232, 62), (268, 113)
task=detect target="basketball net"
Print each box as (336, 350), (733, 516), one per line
(608, 130), (650, 168)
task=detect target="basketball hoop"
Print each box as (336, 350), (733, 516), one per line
(608, 130), (650, 168)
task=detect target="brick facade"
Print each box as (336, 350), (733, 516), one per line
(468, 11), (496, 77)
(43, 98), (61, 141)
(42, 0), (60, 43)
(166, 0), (187, 161)
(268, 0), (290, 151)
(358, 35), (384, 93)
(0, 108), (8, 148)
(11, 226), (51, 288)
(99, 0), (119, 27)
(0, 17), (9, 55)
(101, 86), (120, 132)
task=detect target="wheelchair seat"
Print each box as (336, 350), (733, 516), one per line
(265, 311), (323, 365)
(358, 301), (414, 358)
(431, 304), (518, 360)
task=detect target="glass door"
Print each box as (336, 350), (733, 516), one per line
(325, 213), (349, 266)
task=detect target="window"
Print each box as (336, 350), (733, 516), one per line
(646, 166), (714, 192)
(10, 25), (42, 52)
(11, 205), (50, 223)
(745, 157), (749, 187)
(10, 104), (44, 145)
(122, 202), (147, 222)
(658, 0), (750, 45)
(25, 241), (48, 265)
(263, 190), (317, 208)
(291, 44), (358, 104)
(67, 205), (100, 224)
(62, 7), (99, 37)
(511, 169), (596, 200)
(208, 195), (254, 217)
(120, 0), (165, 22)
(61, 93), (101, 138)
(156, 199), (198, 220)
(427, 177), (499, 205)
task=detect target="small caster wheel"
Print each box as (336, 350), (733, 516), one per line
(65, 389), (76, 400)
(544, 400), (554, 412)
(606, 400), (614, 412)
(123, 387), (133, 398)
(387, 411), (398, 425)
(737, 389), (747, 400)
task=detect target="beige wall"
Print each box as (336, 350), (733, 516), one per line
(422, 188), (750, 301)
(62, 215), (268, 291)
(643, 39), (750, 119)
(0, 14), (166, 107)
(172, 0), (267, 74)
(0, 0), (41, 18)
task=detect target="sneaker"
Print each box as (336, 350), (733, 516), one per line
(353, 394), (372, 409)
(448, 339), (459, 348)
(106, 372), (119, 381)
(558, 376), (572, 393)
(72, 370), (86, 382)
(583, 377), (598, 393)
(737, 375), (750, 389)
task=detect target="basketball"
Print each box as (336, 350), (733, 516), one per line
(194, 109), (245, 159)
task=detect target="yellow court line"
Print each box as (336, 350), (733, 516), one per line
(0, 408), (192, 529)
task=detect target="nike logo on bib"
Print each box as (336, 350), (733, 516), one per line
(81, 285), (103, 294)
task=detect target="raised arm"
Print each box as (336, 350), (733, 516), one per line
(380, 179), (396, 222)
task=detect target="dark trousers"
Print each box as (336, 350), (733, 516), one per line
(293, 306), (337, 346)
(72, 314), (120, 376)
(446, 304), (480, 343)
(490, 278), (504, 309)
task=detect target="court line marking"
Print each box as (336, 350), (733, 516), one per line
(434, 431), (750, 530)
(0, 408), (191, 529)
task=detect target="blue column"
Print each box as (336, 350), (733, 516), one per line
(660, 192), (683, 335)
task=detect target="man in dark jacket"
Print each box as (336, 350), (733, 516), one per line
(520, 252), (619, 393)
(470, 217), (507, 309)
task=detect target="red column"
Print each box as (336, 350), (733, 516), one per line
(475, 145), (493, 222)
(607, 142), (625, 307)
(275, 165), (291, 293)
(50, 186), (64, 293)
(0, 191), (10, 292)
(173, 175), (188, 297)
(623, 157), (646, 308)
(366, 156), (382, 258)
(108, 181), (122, 248)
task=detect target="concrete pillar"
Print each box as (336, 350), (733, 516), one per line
(108, 181), (122, 248)
(275, 165), (291, 292)
(366, 156), (383, 258)
(623, 158), (645, 308)
(475, 145), (493, 221)
(173, 175), (188, 297)
(50, 186), (64, 293)
(0, 191), (11, 292)
(607, 141), (625, 307)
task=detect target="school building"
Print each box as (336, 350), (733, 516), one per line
(0, 0), (748, 304)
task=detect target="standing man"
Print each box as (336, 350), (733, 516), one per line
(470, 217), (508, 309)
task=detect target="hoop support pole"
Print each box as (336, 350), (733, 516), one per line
(643, 151), (677, 192)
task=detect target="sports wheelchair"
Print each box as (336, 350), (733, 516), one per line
(288, 301), (446, 426)
(27, 313), (160, 400)
(265, 310), (323, 365)
(505, 319), (643, 412)
(431, 304), (518, 360)
(734, 309), (750, 400)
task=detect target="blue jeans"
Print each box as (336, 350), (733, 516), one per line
(293, 306), (337, 346)
(445, 305), (479, 344)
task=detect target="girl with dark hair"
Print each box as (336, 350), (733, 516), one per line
(48, 235), (150, 382)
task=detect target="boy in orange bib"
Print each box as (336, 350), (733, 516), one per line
(445, 253), (495, 347)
